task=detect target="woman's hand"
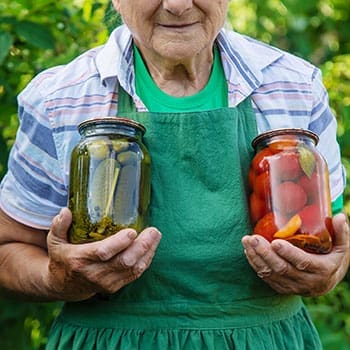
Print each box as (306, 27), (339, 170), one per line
(241, 213), (350, 297)
(45, 208), (162, 301)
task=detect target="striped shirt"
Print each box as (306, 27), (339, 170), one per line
(0, 25), (345, 229)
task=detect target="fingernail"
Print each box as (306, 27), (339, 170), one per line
(150, 229), (161, 239)
(272, 241), (282, 251)
(135, 262), (146, 274)
(57, 209), (64, 223)
(251, 236), (259, 248)
(127, 230), (137, 239)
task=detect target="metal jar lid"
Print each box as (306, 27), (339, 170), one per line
(252, 128), (319, 149)
(78, 117), (146, 135)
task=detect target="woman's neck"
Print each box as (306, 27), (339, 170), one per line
(135, 43), (214, 97)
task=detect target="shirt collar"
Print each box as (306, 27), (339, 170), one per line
(217, 28), (283, 105)
(95, 25), (134, 91)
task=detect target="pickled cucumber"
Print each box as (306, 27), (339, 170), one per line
(112, 139), (129, 153)
(117, 150), (140, 165)
(69, 149), (90, 215)
(88, 139), (110, 160)
(113, 163), (140, 227)
(88, 158), (120, 220)
(68, 118), (150, 243)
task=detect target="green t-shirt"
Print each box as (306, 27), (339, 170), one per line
(331, 195), (344, 214)
(133, 44), (343, 214)
(134, 44), (228, 112)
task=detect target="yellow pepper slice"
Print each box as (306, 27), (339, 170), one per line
(273, 214), (302, 239)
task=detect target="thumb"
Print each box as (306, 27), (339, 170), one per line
(49, 207), (72, 243)
(332, 213), (350, 251)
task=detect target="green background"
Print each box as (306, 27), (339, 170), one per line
(0, 1), (349, 349)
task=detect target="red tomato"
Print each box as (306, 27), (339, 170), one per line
(298, 204), (322, 234)
(253, 212), (278, 242)
(254, 171), (271, 200)
(299, 172), (320, 204)
(249, 192), (267, 223)
(248, 168), (255, 191)
(252, 148), (273, 174)
(273, 181), (307, 215)
(271, 151), (302, 181)
(268, 136), (298, 153)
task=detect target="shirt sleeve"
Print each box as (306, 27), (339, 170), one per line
(309, 68), (346, 202)
(0, 73), (68, 229)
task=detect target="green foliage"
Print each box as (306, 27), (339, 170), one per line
(0, 1), (110, 349)
(0, 299), (63, 350)
(321, 54), (350, 214)
(0, 0), (110, 179)
(227, 0), (350, 64)
(306, 280), (350, 349)
(0, 0), (349, 349)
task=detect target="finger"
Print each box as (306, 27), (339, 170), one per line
(85, 229), (138, 262)
(272, 214), (350, 272)
(132, 233), (162, 275)
(101, 270), (139, 293)
(49, 207), (72, 243)
(116, 227), (162, 269)
(242, 236), (313, 293)
(81, 228), (161, 293)
(271, 239), (320, 272)
(245, 235), (292, 278)
(82, 263), (136, 294)
(242, 236), (269, 270)
(332, 213), (350, 250)
(331, 213), (350, 281)
(242, 235), (279, 278)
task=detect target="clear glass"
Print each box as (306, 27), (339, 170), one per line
(249, 128), (333, 254)
(68, 117), (151, 243)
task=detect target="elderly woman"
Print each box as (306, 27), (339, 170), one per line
(0, 1), (349, 349)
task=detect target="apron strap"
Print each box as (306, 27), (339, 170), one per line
(117, 84), (138, 114)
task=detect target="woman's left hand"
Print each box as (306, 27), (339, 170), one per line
(241, 213), (350, 296)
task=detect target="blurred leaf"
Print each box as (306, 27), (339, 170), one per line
(0, 1), (350, 350)
(14, 0), (32, 8)
(0, 31), (13, 64)
(103, 1), (122, 34)
(82, 0), (93, 21)
(15, 21), (55, 49)
(0, 16), (17, 25)
(339, 133), (350, 158)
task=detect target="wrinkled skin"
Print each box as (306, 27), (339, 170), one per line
(112, 0), (230, 96)
(0, 208), (161, 301)
(241, 213), (350, 296)
(0, 0), (348, 302)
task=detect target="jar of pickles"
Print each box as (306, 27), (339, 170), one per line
(68, 117), (151, 243)
(249, 128), (333, 254)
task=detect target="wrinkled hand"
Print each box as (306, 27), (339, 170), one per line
(241, 213), (350, 297)
(45, 208), (162, 301)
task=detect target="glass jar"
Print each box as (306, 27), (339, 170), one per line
(68, 117), (151, 243)
(249, 128), (333, 254)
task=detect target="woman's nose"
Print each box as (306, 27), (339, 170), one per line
(162, 0), (193, 16)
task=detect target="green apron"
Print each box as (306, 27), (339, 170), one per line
(47, 88), (322, 349)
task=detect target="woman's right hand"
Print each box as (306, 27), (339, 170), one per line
(45, 208), (162, 301)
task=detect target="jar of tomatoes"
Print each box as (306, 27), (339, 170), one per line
(249, 128), (333, 254)
(68, 117), (151, 244)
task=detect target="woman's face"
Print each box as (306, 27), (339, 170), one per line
(112, 0), (229, 61)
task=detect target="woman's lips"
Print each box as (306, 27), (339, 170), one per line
(158, 22), (198, 30)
